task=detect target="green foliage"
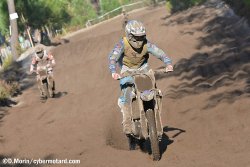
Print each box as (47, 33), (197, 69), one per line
(0, 0), (145, 39)
(191, 0), (205, 5)
(68, 0), (96, 27)
(0, 0), (99, 38)
(224, 0), (250, 22)
(243, 0), (250, 6)
(99, 0), (136, 16)
(15, 0), (71, 30)
(2, 55), (13, 70)
(0, 1), (8, 36)
(166, 1), (173, 12)
(120, 0), (136, 5)
(0, 55), (14, 101)
(16, 43), (25, 56)
(166, 0), (206, 13)
(101, 0), (120, 14)
(0, 83), (10, 101)
(0, 80), (19, 101)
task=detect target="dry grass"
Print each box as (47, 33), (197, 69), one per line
(0, 57), (21, 106)
(0, 80), (20, 104)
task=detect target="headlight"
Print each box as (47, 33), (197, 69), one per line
(140, 90), (155, 101)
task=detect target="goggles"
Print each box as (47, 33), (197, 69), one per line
(36, 50), (43, 57)
(132, 35), (146, 41)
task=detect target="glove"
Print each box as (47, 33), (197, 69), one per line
(112, 73), (121, 80)
(165, 64), (174, 72)
(46, 64), (51, 68)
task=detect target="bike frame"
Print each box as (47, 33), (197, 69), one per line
(123, 69), (163, 139)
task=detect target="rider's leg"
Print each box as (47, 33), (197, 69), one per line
(118, 86), (133, 135)
(118, 68), (136, 135)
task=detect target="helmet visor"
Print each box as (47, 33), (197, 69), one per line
(131, 35), (146, 42)
(36, 50), (43, 58)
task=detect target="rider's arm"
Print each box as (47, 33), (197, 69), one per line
(30, 56), (37, 72)
(47, 51), (55, 67)
(108, 39), (124, 73)
(147, 41), (172, 65)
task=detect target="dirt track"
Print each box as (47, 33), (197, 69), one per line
(1, 1), (250, 166)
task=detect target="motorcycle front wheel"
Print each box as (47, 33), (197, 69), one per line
(146, 109), (161, 161)
(41, 79), (50, 98)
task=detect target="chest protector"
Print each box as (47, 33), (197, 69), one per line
(123, 37), (149, 69)
(36, 54), (49, 67)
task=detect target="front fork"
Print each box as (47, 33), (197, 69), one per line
(47, 75), (55, 97)
(37, 74), (55, 98)
(131, 88), (163, 140)
(155, 89), (163, 139)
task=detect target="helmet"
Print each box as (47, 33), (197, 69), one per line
(125, 20), (146, 49)
(35, 47), (44, 59)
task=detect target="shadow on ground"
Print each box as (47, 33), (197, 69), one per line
(49, 38), (70, 46)
(156, 1), (250, 109)
(0, 109), (8, 128)
(138, 125), (184, 158)
(107, 125), (184, 159)
(53, 91), (68, 99)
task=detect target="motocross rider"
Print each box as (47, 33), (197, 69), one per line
(30, 47), (56, 99)
(108, 20), (174, 135)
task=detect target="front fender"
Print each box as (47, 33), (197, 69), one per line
(119, 76), (134, 88)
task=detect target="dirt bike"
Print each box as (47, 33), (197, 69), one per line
(119, 69), (165, 161)
(35, 64), (55, 100)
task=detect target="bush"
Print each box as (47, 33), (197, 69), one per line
(166, 1), (173, 12)
(2, 55), (13, 70)
(0, 80), (19, 106)
(244, 0), (250, 6)
(0, 55), (21, 106)
(16, 43), (26, 56)
(68, 0), (97, 27)
(166, 0), (206, 13)
(0, 81), (9, 101)
(224, 0), (250, 22)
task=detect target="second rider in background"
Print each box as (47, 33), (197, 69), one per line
(30, 47), (56, 99)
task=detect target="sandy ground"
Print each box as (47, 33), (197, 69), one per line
(1, 1), (250, 167)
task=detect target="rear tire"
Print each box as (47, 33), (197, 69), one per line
(146, 109), (161, 161)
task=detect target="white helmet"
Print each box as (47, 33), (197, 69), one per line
(35, 47), (44, 59)
(125, 20), (146, 49)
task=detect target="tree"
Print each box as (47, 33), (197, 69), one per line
(67, 0), (96, 26)
(1, 0), (97, 42)
(7, 0), (18, 60)
(101, 0), (120, 14)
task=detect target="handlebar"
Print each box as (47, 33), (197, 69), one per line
(117, 68), (172, 80)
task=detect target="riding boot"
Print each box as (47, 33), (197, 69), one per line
(121, 104), (132, 135)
